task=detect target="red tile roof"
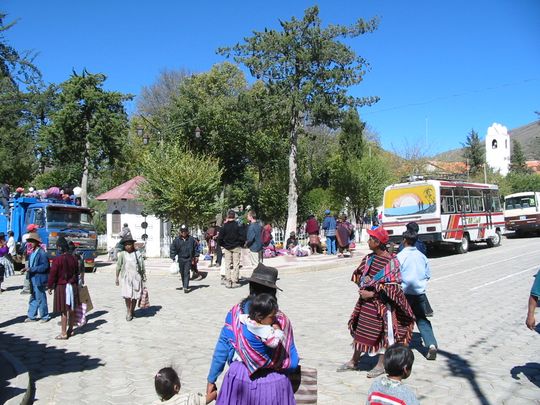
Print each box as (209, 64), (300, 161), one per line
(95, 176), (146, 201)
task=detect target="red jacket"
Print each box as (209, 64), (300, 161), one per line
(305, 218), (320, 235)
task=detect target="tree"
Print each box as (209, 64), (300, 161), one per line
(137, 68), (191, 117)
(509, 139), (530, 174)
(219, 6), (379, 237)
(138, 143), (222, 226)
(41, 70), (132, 206)
(339, 109), (365, 160)
(329, 153), (391, 222)
(462, 129), (485, 175)
(0, 13), (42, 185)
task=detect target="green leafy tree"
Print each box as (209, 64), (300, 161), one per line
(462, 129), (485, 175)
(219, 5), (379, 237)
(339, 109), (365, 160)
(138, 143), (222, 226)
(41, 70), (132, 206)
(504, 172), (540, 194)
(509, 139), (530, 174)
(329, 153), (390, 221)
(0, 13), (41, 185)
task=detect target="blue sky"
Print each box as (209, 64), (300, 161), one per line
(3, 0), (539, 156)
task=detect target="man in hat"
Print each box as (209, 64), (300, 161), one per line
(170, 225), (197, 293)
(25, 232), (51, 322)
(322, 209), (337, 255)
(397, 230), (438, 360)
(20, 224), (42, 294)
(245, 210), (263, 267)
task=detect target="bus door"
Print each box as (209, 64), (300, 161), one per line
(483, 190), (493, 229)
(455, 187), (469, 237)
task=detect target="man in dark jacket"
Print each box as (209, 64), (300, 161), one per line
(170, 225), (197, 293)
(218, 210), (245, 288)
(245, 210), (263, 267)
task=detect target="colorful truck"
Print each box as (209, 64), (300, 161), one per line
(0, 196), (98, 270)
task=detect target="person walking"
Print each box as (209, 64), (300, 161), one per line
(25, 232), (51, 323)
(322, 209), (337, 255)
(245, 210), (263, 267)
(396, 230), (438, 360)
(218, 210), (245, 288)
(115, 237), (146, 320)
(47, 237), (80, 339)
(0, 233), (14, 284)
(336, 214), (353, 258)
(170, 225), (197, 293)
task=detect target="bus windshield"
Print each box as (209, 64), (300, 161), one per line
(46, 207), (94, 230)
(384, 184), (437, 217)
(505, 195), (536, 210)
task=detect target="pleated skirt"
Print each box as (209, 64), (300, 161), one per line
(217, 361), (296, 405)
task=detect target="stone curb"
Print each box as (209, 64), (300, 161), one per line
(1, 350), (32, 405)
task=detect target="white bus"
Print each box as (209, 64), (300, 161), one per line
(504, 192), (540, 236)
(381, 177), (504, 253)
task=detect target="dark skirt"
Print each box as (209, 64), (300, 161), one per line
(217, 361), (296, 405)
(53, 283), (79, 313)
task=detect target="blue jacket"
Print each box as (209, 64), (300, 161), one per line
(28, 248), (50, 285)
(246, 221), (263, 252)
(322, 215), (337, 236)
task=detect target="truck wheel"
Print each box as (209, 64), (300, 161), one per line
(455, 235), (469, 254)
(487, 230), (501, 248)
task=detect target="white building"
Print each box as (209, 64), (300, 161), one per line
(96, 176), (171, 257)
(485, 123), (511, 176)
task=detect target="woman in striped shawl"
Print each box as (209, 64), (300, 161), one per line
(338, 226), (415, 378)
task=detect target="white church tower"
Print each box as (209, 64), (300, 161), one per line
(485, 123), (510, 176)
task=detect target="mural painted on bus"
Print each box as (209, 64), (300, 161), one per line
(384, 185), (437, 217)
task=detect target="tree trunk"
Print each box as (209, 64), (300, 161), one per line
(80, 122), (91, 208)
(285, 125), (299, 239)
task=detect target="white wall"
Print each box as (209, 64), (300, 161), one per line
(104, 199), (170, 257)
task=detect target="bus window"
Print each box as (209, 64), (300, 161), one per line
(455, 189), (471, 213)
(440, 188), (455, 214)
(470, 189), (485, 212)
(491, 190), (501, 211)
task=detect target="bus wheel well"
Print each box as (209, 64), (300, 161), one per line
(455, 233), (470, 254)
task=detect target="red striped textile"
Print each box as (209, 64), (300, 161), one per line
(349, 254), (415, 353)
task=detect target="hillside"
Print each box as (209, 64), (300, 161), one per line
(432, 120), (540, 162)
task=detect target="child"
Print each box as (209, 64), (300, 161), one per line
(366, 344), (419, 405)
(239, 293), (284, 348)
(154, 367), (216, 404)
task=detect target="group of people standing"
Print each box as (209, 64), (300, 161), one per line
(308, 209), (356, 257)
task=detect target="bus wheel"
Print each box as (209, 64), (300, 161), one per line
(487, 230), (502, 248)
(456, 235), (469, 254)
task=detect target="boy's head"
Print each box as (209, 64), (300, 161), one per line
(155, 367), (180, 401)
(384, 344), (414, 379)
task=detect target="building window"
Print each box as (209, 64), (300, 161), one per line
(492, 140), (498, 149)
(112, 210), (121, 234)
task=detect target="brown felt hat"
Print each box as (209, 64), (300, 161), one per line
(26, 232), (42, 244)
(244, 263), (282, 291)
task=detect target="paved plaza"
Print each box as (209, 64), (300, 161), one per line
(1, 237), (539, 404)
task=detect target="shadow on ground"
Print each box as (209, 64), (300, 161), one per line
(510, 362), (540, 389)
(137, 305), (163, 317)
(437, 348), (491, 405)
(0, 331), (103, 403)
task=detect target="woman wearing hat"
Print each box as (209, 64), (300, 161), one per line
(47, 237), (80, 339)
(25, 232), (51, 322)
(207, 263), (299, 404)
(338, 226), (414, 377)
(115, 238), (146, 321)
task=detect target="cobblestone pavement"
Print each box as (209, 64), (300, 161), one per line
(1, 237), (539, 404)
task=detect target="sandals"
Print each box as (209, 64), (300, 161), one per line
(336, 362), (359, 372)
(366, 366), (385, 378)
(55, 334), (68, 340)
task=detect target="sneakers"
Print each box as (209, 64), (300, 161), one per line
(426, 345), (437, 360)
(230, 282), (241, 289)
(24, 318), (37, 323)
(40, 318), (51, 323)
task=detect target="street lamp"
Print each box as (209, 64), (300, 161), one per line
(137, 126), (150, 145)
(195, 126), (201, 139)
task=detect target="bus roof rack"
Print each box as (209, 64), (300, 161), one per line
(400, 173), (468, 182)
